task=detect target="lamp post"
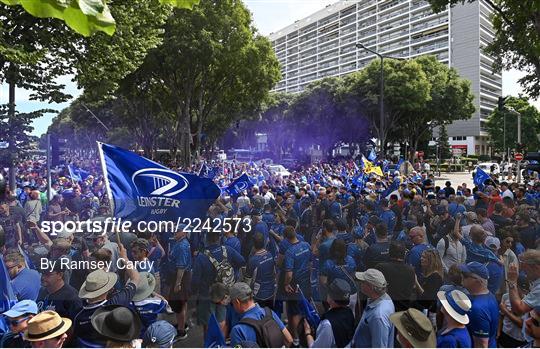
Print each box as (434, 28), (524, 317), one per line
(356, 43), (406, 159)
(507, 107), (522, 183)
(356, 43), (384, 156)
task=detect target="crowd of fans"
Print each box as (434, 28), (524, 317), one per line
(0, 155), (539, 348)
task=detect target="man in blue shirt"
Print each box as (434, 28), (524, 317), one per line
(363, 223), (390, 270)
(460, 262), (499, 348)
(167, 226), (192, 340)
(405, 226), (430, 280)
(315, 219), (336, 269)
(282, 225), (312, 345)
(246, 233), (276, 311)
(192, 229), (245, 334)
(378, 199), (396, 233)
(351, 268), (395, 347)
(3, 251), (41, 301)
(229, 282), (292, 347)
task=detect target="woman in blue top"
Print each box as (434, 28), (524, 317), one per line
(320, 239), (357, 296)
(436, 289), (473, 348)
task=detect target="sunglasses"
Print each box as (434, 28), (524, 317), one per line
(8, 316), (30, 326)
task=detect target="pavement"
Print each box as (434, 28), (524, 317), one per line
(434, 171), (474, 188)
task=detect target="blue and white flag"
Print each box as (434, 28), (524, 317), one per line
(382, 178), (400, 199)
(0, 258), (17, 335)
(225, 173), (253, 196)
(473, 166), (490, 188)
(298, 285), (320, 328)
(68, 164), (82, 182)
(204, 313), (226, 348)
(98, 143), (220, 222)
(368, 148), (377, 162)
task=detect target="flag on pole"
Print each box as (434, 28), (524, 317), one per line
(298, 285), (320, 328)
(0, 258), (17, 335)
(224, 173), (253, 196)
(382, 178), (400, 199)
(97, 142), (221, 222)
(204, 313), (226, 348)
(367, 148), (377, 162)
(473, 167), (490, 188)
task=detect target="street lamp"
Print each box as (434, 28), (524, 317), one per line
(356, 43), (406, 158)
(356, 43), (384, 156)
(507, 106), (522, 183)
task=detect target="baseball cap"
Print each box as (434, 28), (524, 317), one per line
(142, 320), (176, 348)
(355, 269), (387, 288)
(3, 300), (38, 318)
(327, 278), (351, 302)
(230, 282), (253, 302)
(460, 262), (489, 280)
(485, 236), (500, 250)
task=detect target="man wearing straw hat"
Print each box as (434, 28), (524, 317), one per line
(389, 308), (436, 348)
(436, 289), (472, 348)
(23, 310), (72, 348)
(73, 243), (140, 347)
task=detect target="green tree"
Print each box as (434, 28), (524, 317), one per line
(342, 58), (431, 154)
(486, 96), (540, 153)
(427, 0), (540, 98)
(142, 0), (280, 166)
(397, 55), (475, 160)
(0, 0), (200, 37)
(0, 6), (74, 191)
(437, 124), (452, 160)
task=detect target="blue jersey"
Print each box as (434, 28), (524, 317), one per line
(247, 250), (276, 301)
(11, 268), (41, 301)
(335, 231), (353, 244)
(321, 257), (357, 292)
(169, 237), (192, 271)
(224, 236), (242, 254)
(347, 242), (365, 271)
(486, 261), (504, 294)
(437, 327), (472, 348)
(467, 293), (499, 348)
(230, 304), (285, 347)
(284, 241), (311, 293)
(318, 236), (335, 268)
(379, 210), (396, 232)
(131, 297), (166, 336)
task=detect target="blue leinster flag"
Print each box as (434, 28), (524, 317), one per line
(225, 173), (253, 196)
(98, 143), (220, 222)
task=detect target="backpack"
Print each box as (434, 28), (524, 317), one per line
(204, 247), (235, 288)
(239, 307), (286, 348)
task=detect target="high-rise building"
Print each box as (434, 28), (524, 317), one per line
(268, 0), (501, 155)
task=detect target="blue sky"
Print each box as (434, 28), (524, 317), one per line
(1, 0), (537, 136)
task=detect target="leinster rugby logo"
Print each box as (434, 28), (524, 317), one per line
(132, 169), (188, 210)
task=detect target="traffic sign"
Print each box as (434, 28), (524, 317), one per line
(514, 153), (524, 161)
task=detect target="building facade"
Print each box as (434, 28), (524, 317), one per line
(268, 0), (501, 155)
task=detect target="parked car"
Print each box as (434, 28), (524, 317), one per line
(267, 164), (291, 178)
(472, 162), (500, 179)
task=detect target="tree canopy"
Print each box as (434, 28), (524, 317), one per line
(486, 96), (540, 153)
(0, 0), (200, 37)
(427, 0), (540, 98)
